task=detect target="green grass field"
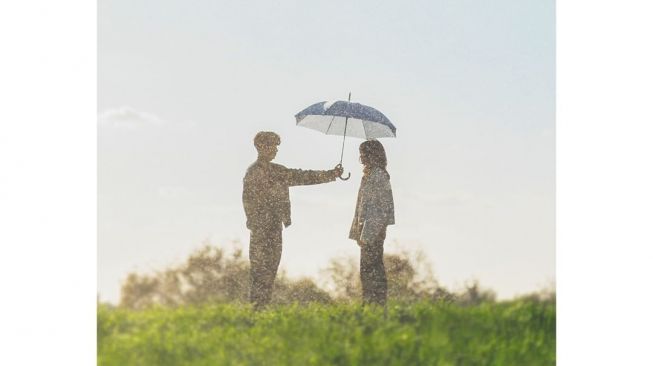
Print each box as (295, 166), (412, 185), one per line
(98, 300), (555, 366)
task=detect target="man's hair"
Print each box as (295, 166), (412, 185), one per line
(253, 131), (281, 151)
(360, 139), (387, 169)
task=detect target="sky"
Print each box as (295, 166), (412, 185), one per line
(98, 0), (555, 303)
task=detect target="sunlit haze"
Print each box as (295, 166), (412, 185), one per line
(99, 0), (554, 303)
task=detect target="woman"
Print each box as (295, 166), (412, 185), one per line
(349, 140), (395, 305)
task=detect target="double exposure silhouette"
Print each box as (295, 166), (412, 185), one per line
(242, 131), (343, 309)
(349, 140), (395, 306)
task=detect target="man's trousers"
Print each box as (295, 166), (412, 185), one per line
(249, 225), (283, 308)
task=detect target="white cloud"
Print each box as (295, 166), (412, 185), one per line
(98, 106), (163, 129)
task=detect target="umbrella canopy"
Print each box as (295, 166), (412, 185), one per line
(295, 95), (396, 180)
(295, 100), (396, 139)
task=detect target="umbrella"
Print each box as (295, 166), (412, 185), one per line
(295, 93), (396, 180)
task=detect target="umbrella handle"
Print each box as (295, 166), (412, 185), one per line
(336, 164), (351, 180)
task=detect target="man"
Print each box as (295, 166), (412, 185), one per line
(242, 131), (343, 309)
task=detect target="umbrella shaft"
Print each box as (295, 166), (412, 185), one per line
(338, 92), (352, 164)
(339, 117), (348, 165)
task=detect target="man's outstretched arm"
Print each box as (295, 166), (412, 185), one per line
(283, 164), (343, 186)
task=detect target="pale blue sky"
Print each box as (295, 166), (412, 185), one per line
(99, 0), (554, 303)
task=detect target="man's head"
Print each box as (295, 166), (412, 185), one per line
(254, 131), (281, 162)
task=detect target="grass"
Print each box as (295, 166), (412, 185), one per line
(98, 300), (555, 366)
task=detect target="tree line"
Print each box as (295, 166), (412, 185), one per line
(117, 243), (553, 309)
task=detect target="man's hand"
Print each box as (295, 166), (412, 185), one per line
(332, 164), (344, 178)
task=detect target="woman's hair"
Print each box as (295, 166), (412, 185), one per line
(360, 140), (387, 170)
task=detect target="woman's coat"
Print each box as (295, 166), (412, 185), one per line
(349, 167), (395, 244)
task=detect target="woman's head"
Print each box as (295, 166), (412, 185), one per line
(359, 140), (387, 169)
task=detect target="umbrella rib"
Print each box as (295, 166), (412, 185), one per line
(325, 114), (337, 135)
(361, 119), (369, 139)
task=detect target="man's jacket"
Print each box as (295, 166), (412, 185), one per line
(243, 161), (335, 230)
(349, 167), (395, 244)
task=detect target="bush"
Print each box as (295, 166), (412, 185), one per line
(119, 243), (524, 309)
